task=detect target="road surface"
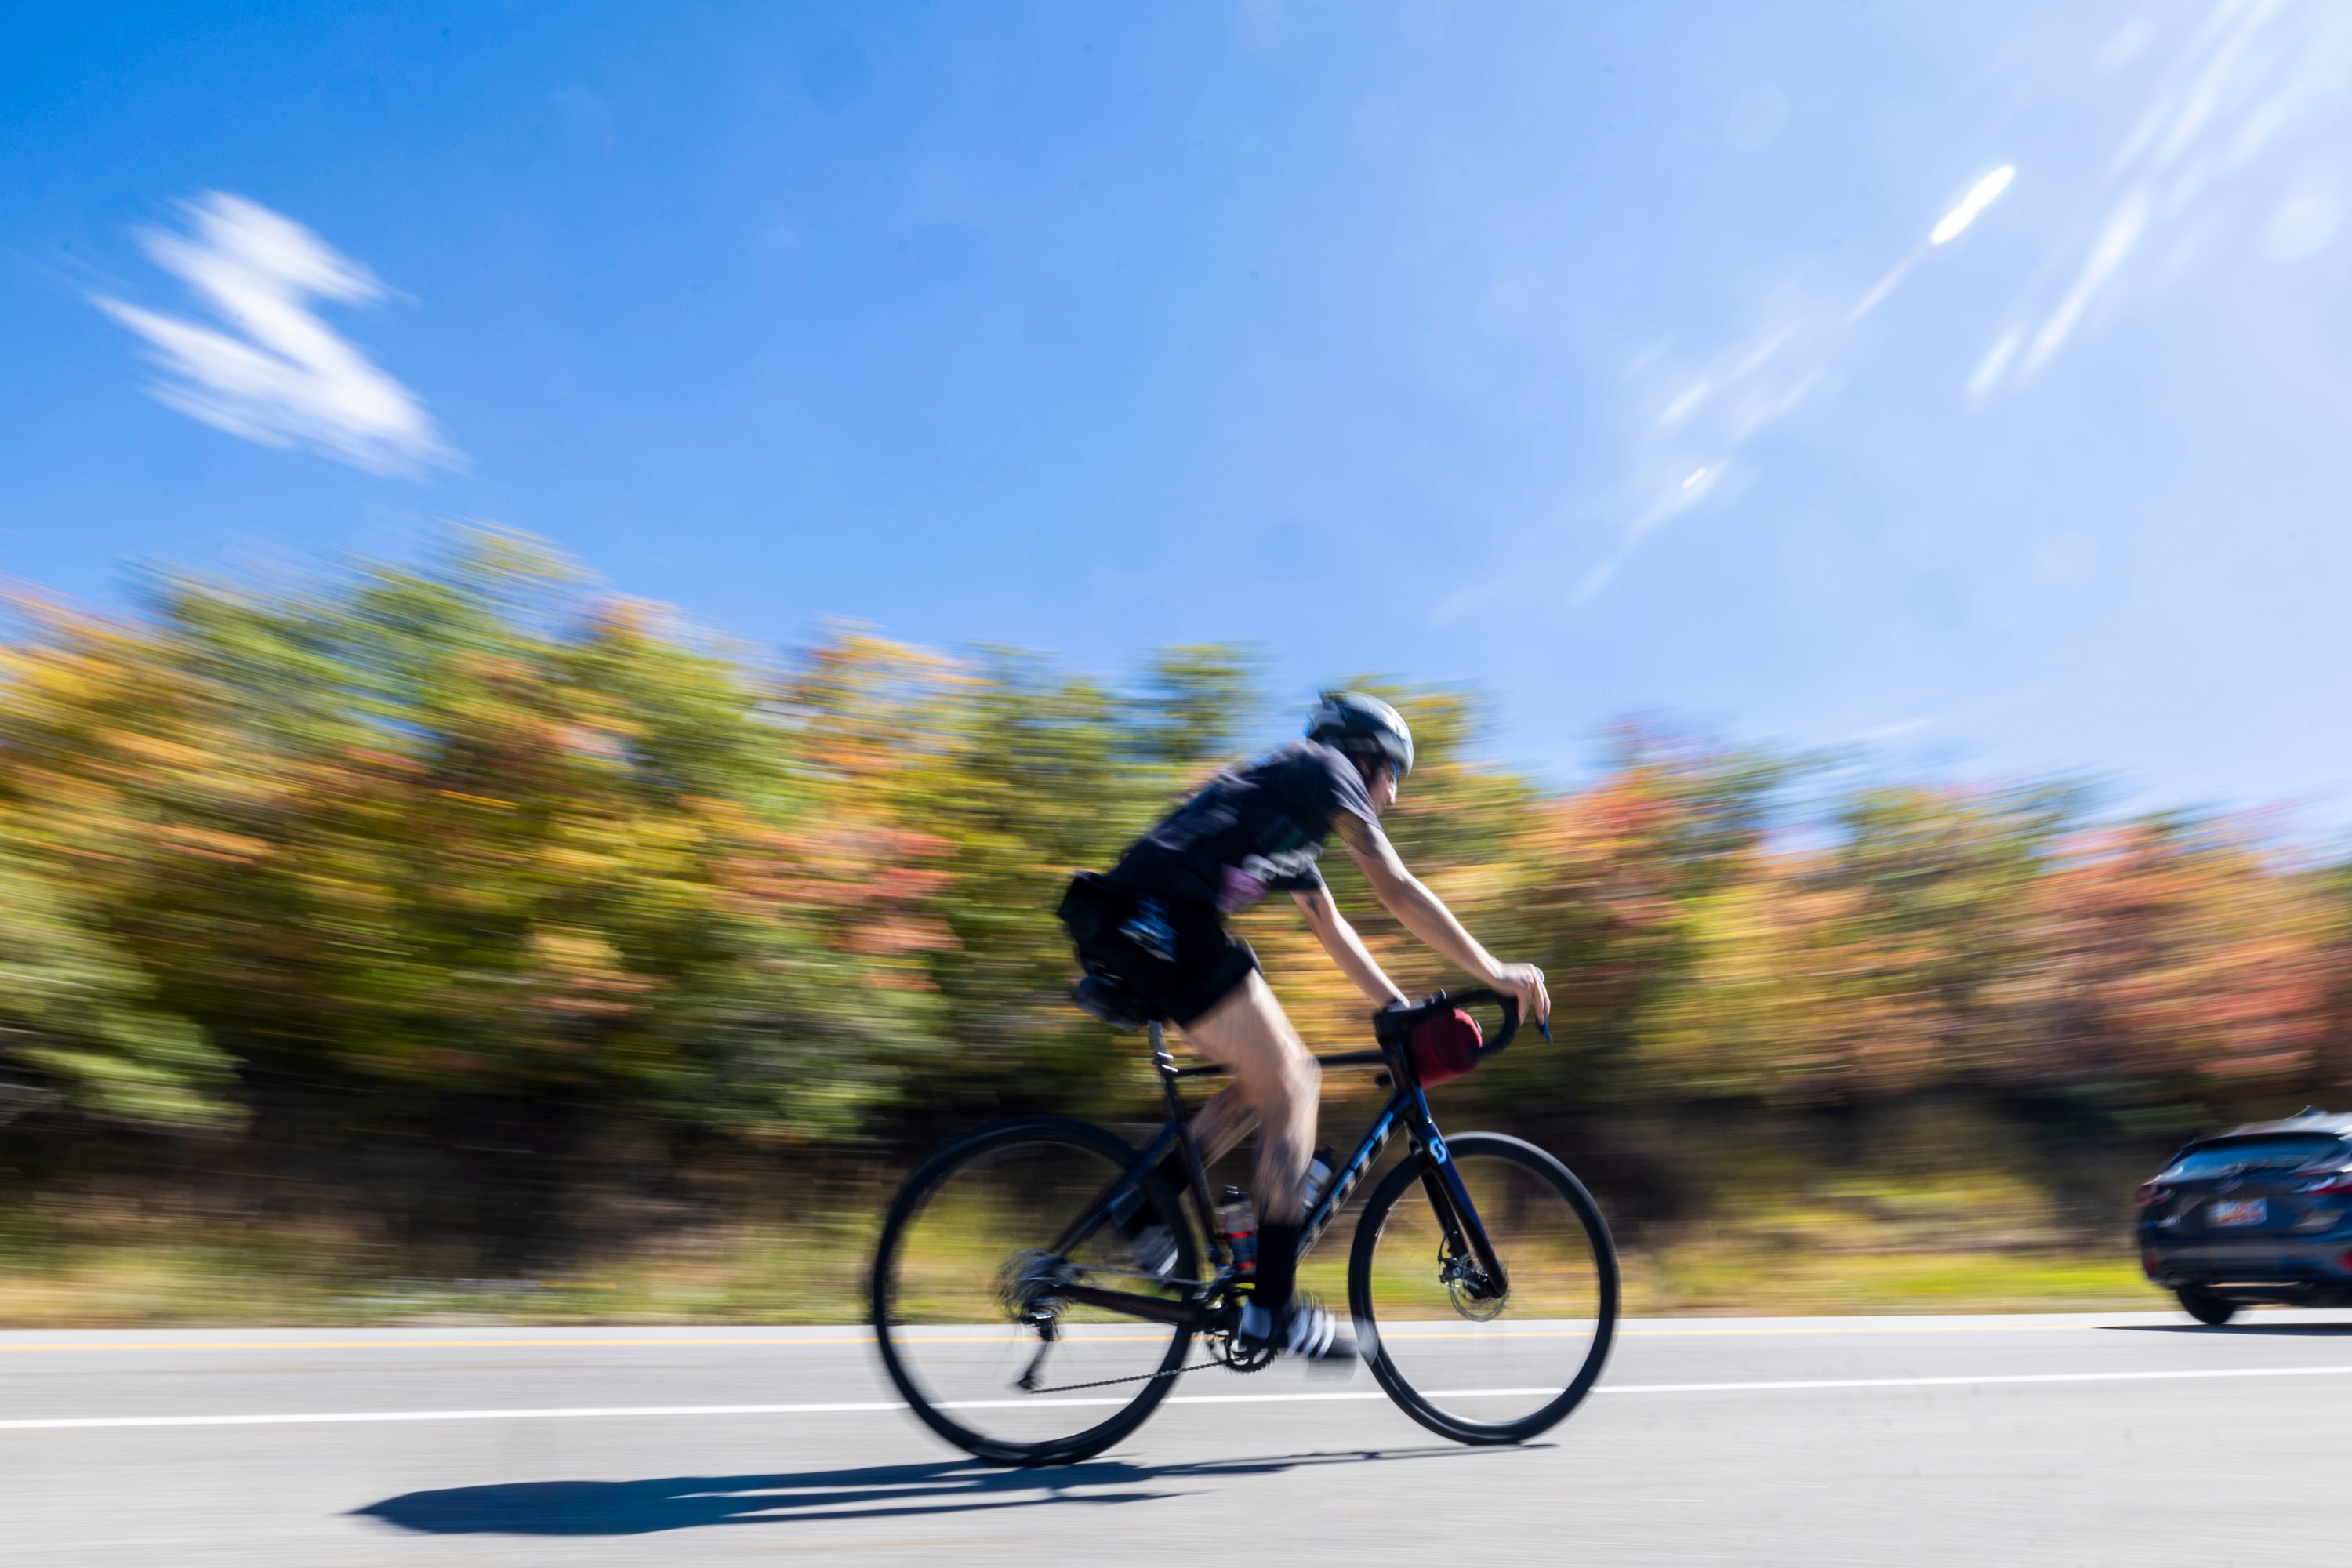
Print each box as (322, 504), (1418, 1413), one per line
(7, 1307), (2350, 1564)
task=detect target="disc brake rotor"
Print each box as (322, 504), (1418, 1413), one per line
(1440, 1250), (1508, 1321)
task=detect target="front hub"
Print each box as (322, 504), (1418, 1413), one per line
(1441, 1252), (1508, 1320)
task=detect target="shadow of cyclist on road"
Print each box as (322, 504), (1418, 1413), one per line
(357, 1443), (1515, 1535)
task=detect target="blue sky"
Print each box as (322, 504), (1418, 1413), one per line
(5, 2), (2350, 820)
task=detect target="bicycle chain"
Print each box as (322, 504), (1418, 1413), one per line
(1018, 1355), (1222, 1396)
(1018, 1320), (1279, 1394)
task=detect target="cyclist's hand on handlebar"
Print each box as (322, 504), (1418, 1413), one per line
(1486, 961), (1550, 1025)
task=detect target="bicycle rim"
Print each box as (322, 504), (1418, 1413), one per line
(872, 1116), (1198, 1465)
(1348, 1131), (1617, 1444)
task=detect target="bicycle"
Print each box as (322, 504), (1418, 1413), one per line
(869, 988), (1619, 1465)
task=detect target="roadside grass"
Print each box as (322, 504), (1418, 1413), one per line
(0, 1210), (2164, 1327)
(1618, 1168), (2160, 1315)
(1623, 1245), (2154, 1316)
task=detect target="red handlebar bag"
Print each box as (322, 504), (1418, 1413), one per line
(1410, 1007), (1483, 1087)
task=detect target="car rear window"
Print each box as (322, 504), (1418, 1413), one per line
(2158, 1135), (2347, 1181)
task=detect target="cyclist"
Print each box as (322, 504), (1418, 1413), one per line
(1058, 691), (1552, 1362)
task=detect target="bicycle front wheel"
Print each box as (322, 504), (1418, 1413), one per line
(871, 1116), (1199, 1466)
(1348, 1131), (1617, 1444)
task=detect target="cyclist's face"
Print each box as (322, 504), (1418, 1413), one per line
(1367, 760), (1399, 815)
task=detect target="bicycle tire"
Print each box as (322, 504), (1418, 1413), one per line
(871, 1115), (1199, 1466)
(1348, 1131), (1617, 1445)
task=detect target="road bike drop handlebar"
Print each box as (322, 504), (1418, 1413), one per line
(1168, 985), (1544, 1080)
(1370, 985), (1523, 1061)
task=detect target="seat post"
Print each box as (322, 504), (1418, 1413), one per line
(1148, 1018), (1216, 1254)
(1149, 1020), (1186, 1119)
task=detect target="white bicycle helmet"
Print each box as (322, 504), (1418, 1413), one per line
(1306, 690), (1414, 779)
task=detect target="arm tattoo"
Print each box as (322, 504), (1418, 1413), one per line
(1334, 809), (1408, 881)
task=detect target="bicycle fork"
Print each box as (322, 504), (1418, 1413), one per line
(1403, 1093), (1510, 1301)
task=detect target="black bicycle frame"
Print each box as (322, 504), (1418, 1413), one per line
(1046, 1016), (1508, 1330)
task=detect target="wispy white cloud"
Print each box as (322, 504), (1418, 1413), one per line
(1967, 329), (2023, 399)
(2265, 184), (2341, 260)
(1570, 151), (2020, 609)
(1930, 165), (2016, 245)
(1573, 459), (1727, 604)
(90, 192), (456, 476)
(1657, 377), (1711, 428)
(2022, 192), (2148, 375)
(1851, 166), (2016, 325)
(1976, 0), (2352, 397)
(1516, 2), (2352, 619)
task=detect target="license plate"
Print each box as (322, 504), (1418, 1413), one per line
(2209, 1198), (2268, 1227)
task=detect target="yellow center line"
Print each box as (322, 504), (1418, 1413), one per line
(1627, 1320), (2141, 1337)
(0, 1319), (2168, 1355)
(0, 1336), (867, 1353)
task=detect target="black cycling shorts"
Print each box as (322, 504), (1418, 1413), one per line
(1057, 873), (1259, 1028)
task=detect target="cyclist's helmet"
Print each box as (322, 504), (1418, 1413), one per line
(1306, 690), (1414, 781)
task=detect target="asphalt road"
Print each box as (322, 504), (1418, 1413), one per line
(9, 1307), (2352, 1566)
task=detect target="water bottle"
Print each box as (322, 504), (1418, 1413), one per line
(1303, 1150), (1336, 1210)
(1218, 1186), (1257, 1274)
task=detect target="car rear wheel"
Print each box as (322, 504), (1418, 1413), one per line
(2176, 1285), (2238, 1326)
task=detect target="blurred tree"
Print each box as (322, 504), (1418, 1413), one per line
(5, 529), (2350, 1266)
(1127, 645), (1261, 770)
(0, 857), (230, 1126)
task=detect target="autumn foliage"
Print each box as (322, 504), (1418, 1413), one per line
(2, 535), (2347, 1261)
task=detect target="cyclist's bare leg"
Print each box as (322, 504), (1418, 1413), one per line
(1177, 970), (1319, 1225)
(1177, 1088), (1258, 1183)
(1178, 970), (1345, 1355)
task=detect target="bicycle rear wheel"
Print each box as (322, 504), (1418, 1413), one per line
(871, 1116), (1200, 1465)
(1348, 1131), (1616, 1444)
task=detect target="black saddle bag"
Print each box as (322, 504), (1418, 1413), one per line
(1054, 871), (1131, 949)
(1056, 873), (1158, 1030)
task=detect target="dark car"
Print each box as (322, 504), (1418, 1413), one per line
(2138, 1108), (2352, 1323)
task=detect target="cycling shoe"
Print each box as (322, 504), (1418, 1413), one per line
(1236, 1296), (1356, 1368)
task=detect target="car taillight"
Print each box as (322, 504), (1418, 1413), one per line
(2136, 1184), (2174, 1206)
(2297, 1171), (2352, 1195)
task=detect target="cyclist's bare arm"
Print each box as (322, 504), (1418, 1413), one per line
(1292, 884), (1408, 1008)
(1334, 810), (1552, 1022)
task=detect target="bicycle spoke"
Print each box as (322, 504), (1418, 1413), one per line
(1351, 1132), (1617, 1443)
(873, 1118), (1199, 1463)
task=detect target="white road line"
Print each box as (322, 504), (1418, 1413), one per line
(7, 1362), (2352, 1432)
(1600, 1364), (2352, 1394)
(0, 1402), (913, 1431)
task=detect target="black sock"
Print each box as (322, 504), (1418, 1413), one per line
(1254, 1221), (1300, 1319)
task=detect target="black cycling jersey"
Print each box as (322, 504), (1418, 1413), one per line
(1058, 739), (1377, 1027)
(1108, 739), (1377, 914)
